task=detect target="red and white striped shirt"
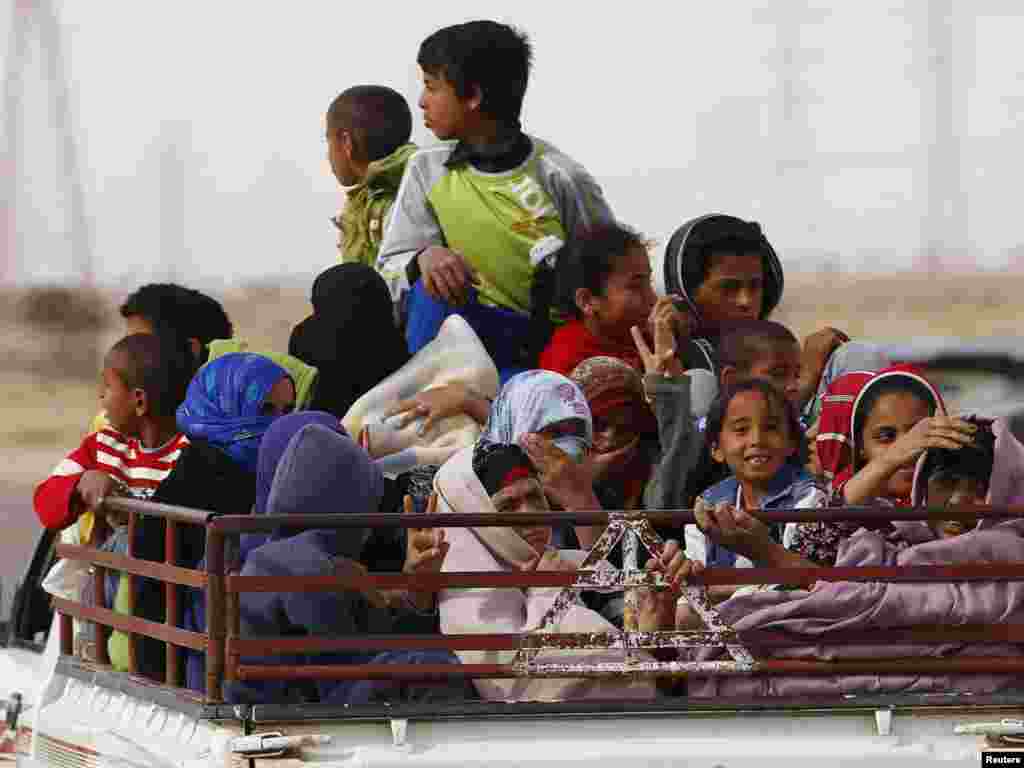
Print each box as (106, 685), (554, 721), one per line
(33, 428), (190, 530)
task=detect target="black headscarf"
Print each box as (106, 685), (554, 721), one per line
(289, 264), (410, 419)
(656, 215), (784, 325)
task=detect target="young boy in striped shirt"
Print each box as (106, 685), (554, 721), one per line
(35, 333), (192, 532)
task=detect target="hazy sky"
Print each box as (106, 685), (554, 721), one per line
(4, 0), (1024, 287)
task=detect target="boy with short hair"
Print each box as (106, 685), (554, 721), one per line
(377, 20), (615, 381)
(37, 333), (193, 678)
(638, 318), (813, 513)
(717, 320), (803, 410)
(37, 333), (193, 532)
(84, 284), (233, 541)
(326, 85), (417, 267)
(650, 213), (846, 405)
(119, 282), (233, 362)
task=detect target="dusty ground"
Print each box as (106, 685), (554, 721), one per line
(0, 271), (1020, 596)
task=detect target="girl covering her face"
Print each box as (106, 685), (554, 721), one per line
(569, 356), (656, 509)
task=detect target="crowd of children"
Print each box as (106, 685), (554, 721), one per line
(33, 18), (1024, 705)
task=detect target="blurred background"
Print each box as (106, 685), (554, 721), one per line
(2, 0), (1023, 609)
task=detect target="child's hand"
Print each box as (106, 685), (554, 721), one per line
(632, 330), (683, 382)
(637, 539), (702, 631)
(402, 493), (449, 611)
(799, 327), (850, 404)
(649, 296), (694, 343)
(384, 383), (481, 435)
(522, 548), (577, 574)
(881, 415), (977, 471)
(418, 246), (477, 305)
(694, 498), (773, 561)
(76, 470), (119, 509)
(519, 433), (599, 512)
(333, 556), (390, 609)
(591, 436), (640, 483)
(75, 471), (128, 523)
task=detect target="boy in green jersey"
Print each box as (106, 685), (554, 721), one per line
(326, 85), (417, 267)
(377, 20), (615, 383)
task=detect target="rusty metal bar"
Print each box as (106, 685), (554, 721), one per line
(235, 655), (1024, 682)
(165, 519), (181, 688)
(91, 559), (110, 665)
(59, 611), (73, 657)
(126, 509), (138, 675)
(226, 623), (1024, 657)
(102, 497), (214, 526)
(209, 505), (1024, 534)
(225, 571), (240, 684)
(52, 597), (206, 651)
(226, 562), (1024, 596)
(56, 543), (206, 587)
(205, 528), (226, 703)
(236, 662), (510, 681)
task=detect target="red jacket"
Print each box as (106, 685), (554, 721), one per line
(34, 428), (189, 530)
(538, 319), (644, 376)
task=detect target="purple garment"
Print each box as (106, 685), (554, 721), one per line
(688, 519), (1024, 698)
(225, 422), (386, 704)
(242, 411), (346, 561)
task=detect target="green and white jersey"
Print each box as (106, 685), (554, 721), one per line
(376, 137), (614, 314)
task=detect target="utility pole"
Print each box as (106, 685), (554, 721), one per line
(752, 3), (828, 266)
(916, 0), (969, 273)
(1, 0), (93, 287)
(157, 122), (190, 284)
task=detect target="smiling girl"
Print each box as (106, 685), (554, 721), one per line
(688, 379), (824, 570)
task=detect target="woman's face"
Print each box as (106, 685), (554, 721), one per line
(490, 476), (553, 555)
(262, 376), (296, 417)
(592, 403), (638, 455)
(859, 391), (932, 498)
(539, 418), (586, 441)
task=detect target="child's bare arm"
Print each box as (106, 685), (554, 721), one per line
(798, 328), (849, 408)
(842, 416), (977, 505)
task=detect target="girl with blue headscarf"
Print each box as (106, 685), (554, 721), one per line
(175, 352), (296, 473)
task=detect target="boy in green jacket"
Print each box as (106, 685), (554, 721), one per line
(377, 20), (615, 383)
(327, 85), (417, 267)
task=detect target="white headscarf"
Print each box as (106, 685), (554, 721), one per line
(480, 370), (594, 460)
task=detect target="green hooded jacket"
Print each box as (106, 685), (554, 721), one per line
(334, 143), (417, 268)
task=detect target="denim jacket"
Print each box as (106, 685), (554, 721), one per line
(696, 464), (824, 568)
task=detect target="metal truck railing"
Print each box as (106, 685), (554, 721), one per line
(52, 498), (1024, 703)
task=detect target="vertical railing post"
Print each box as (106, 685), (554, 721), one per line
(622, 527), (639, 633)
(205, 525), (226, 703)
(126, 509), (138, 674)
(59, 612), (73, 657)
(225, 556), (239, 685)
(165, 519), (181, 687)
(92, 560), (110, 666)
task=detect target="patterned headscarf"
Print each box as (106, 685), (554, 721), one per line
(569, 356), (655, 436)
(569, 356), (656, 507)
(479, 370), (593, 458)
(176, 352), (291, 474)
